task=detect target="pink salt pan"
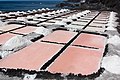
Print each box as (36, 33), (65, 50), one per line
(48, 46), (103, 75)
(0, 42), (63, 71)
(0, 24), (24, 31)
(40, 30), (77, 44)
(0, 33), (16, 44)
(72, 33), (106, 49)
(11, 26), (37, 34)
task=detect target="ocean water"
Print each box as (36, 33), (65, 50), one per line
(0, 1), (62, 12)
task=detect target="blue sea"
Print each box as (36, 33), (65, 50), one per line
(0, 1), (62, 12)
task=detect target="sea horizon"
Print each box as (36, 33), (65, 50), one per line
(0, 1), (62, 12)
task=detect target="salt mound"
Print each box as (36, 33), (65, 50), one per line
(0, 35), (32, 58)
(0, 21), (7, 27)
(34, 27), (51, 36)
(72, 15), (77, 19)
(0, 51), (11, 59)
(105, 27), (116, 31)
(46, 8), (50, 10)
(2, 35), (32, 51)
(41, 8), (45, 11)
(17, 17), (26, 21)
(62, 18), (72, 23)
(26, 15), (34, 19)
(102, 55), (120, 74)
(67, 16), (72, 20)
(107, 35), (120, 46)
(38, 9), (41, 11)
(35, 14), (42, 17)
(41, 13), (46, 16)
(23, 74), (37, 80)
(55, 21), (66, 26)
(107, 22), (119, 28)
(65, 24), (82, 30)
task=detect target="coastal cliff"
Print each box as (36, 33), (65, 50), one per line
(56, 0), (120, 13)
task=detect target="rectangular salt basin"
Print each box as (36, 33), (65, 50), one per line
(98, 14), (109, 17)
(93, 20), (108, 24)
(96, 16), (108, 20)
(40, 30), (77, 44)
(48, 20), (59, 23)
(87, 12), (98, 15)
(26, 21), (39, 24)
(87, 13), (98, 16)
(62, 15), (70, 17)
(72, 33), (106, 49)
(96, 15), (109, 19)
(40, 16), (52, 19)
(33, 18), (46, 22)
(95, 19), (108, 22)
(86, 13), (98, 16)
(85, 26), (105, 32)
(72, 21), (88, 26)
(80, 17), (93, 20)
(0, 24), (24, 31)
(98, 14), (108, 16)
(53, 19), (62, 21)
(38, 22), (55, 26)
(54, 18), (63, 20)
(0, 42), (63, 71)
(84, 16), (94, 19)
(95, 16), (108, 20)
(77, 19), (90, 22)
(61, 14), (74, 18)
(89, 22), (106, 28)
(47, 46), (103, 75)
(81, 16), (94, 19)
(65, 24), (85, 30)
(97, 14), (108, 17)
(0, 33), (16, 44)
(11, 26), (37, 34)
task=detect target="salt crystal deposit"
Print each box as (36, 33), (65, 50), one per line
(34, 27), (51, 36)
(105, 27), (116, 31)
(55, 21), (67, 26)
(107, 35), (120, 46)
(23, 74), (37, 80)
(102, 55), (120, 74)
(0, 35), (32, 58)
(0, 21), (7, 27)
